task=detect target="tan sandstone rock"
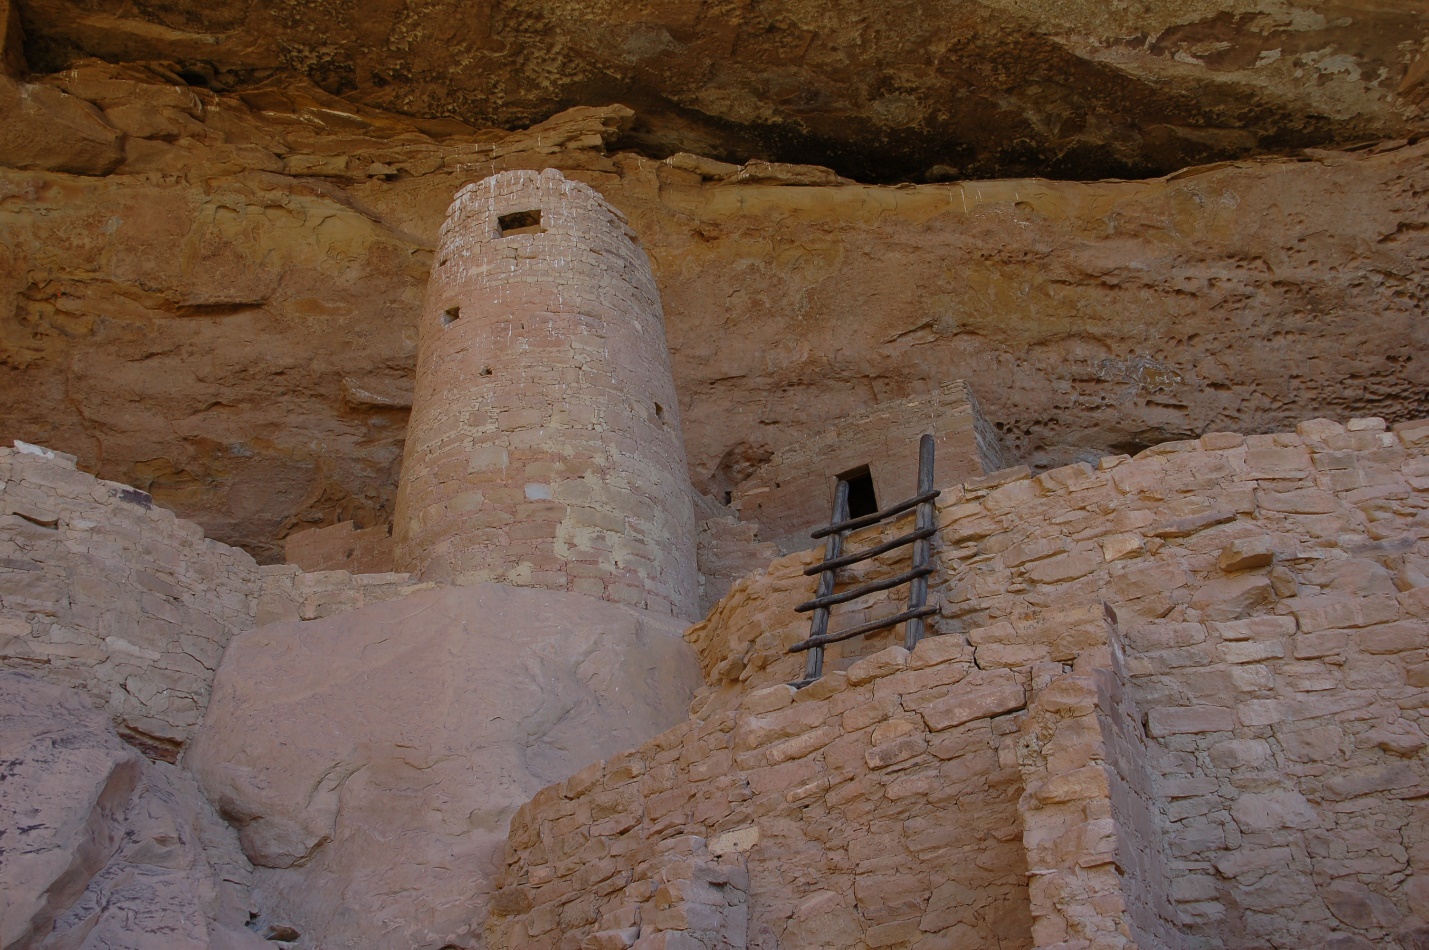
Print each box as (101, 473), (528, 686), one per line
(187, 583), (702, 950)
(0, 670), (266, 950)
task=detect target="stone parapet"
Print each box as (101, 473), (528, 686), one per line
(255, 564), (436, 625)
(0, 441), (447, 759)
(488, 634), (1035, 949)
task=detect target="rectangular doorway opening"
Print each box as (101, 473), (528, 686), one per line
(498, 209), (543, 236)
(837, 465), (878, 519)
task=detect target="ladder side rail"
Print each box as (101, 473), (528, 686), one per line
(799, 479), (850, 686)
(904, 434), (937, 650)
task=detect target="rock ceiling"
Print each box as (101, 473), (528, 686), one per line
(18, 0), (1429, 181)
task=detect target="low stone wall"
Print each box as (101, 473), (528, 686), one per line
(490, 414), (1429, 950)
(0, 442), (261, 757)
(256, 564), (435, 625)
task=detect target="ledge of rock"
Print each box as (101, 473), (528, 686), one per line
(17, 0), (1429, 180)
(186, 582), (702, 949)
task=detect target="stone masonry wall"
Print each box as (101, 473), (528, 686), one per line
(393, 168), (699, 619)
(283, 519), (395, 574)
(488, 631), (1037, 950)
(490, 414), (1429, 950)
(731, 380), (1002, 553)
(0, 440), (444, 759)
(254, 564), (436, 625)
(0, 441), (260, 758)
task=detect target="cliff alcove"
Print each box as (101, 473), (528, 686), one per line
(2, 2), (1428, 948)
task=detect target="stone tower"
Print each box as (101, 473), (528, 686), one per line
(392, 168), (699, 619)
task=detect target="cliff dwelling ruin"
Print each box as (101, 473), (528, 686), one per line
(2, 2), (1428, 949)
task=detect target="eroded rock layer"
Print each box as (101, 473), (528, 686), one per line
(1, 62), (1425, 562)
(0, 670), (267, 950)
(15, 0), (1429, 180)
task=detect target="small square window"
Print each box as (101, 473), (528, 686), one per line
(498, 209), (543, 236)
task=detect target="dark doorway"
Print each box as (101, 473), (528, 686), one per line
(838, 465), (878, 518)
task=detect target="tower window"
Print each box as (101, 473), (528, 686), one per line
(441, 306), (460, 327)
(837, 465), (878, 519)
(498, 209), (543, 236)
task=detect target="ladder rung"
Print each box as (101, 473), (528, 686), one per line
(794, 565), (936, 613)
(788, 605), (939, 653)
(803, 525), (937, 576)
(810, 489), (940, 539)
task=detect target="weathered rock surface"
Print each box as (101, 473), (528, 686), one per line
(187, 583), (702, 950)
(1, 63), (1424, 564)
(17, 0), (1429, 181)
(0, 670), (266, 950)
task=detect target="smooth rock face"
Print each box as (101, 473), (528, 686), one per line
(18, 0), (1429, 180)
(0, 670), (266, 950)
(187, 583), (702, 950)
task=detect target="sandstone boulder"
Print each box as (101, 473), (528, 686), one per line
(187, 583), (702, 950)
(0, 670), (266, 950)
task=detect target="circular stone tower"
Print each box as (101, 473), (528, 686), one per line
(392, 168), (699, 620)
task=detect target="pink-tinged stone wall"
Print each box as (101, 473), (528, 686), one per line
(0, 441), (260, 757)
(283, 519), (394, 574)
(489, 414), (1429, 950)
(393, 168), (699, 619)
(731, 381), (1002, 552)
(488, 632), (1037, 950)
(0, 440), (440, 759)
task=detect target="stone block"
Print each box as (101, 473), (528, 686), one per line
(1034, 764), (1111, 805)
(1024, 551), (1100, 584)
(907, 634), (971, 669)
(1218, 537), (1274, 572)
(1146, 706), (1234, 737)
(864, 733), (928, 770)
(846, 646), (909, 686)
(1256, 488), (1338, 514)
(1208, 615), (1296, 641)
(1189, 575), (1274, 622)
(1356, 622), (1424, 655)
(1220, 640), (1285, 664)
(919, 679), (1025, 732)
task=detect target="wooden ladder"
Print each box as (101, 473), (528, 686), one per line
(788, 433), (940, 687)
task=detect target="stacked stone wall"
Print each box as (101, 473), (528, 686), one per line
(491, 415), (1429, 950)
(393, 168), (699, 619)
(0, 441), (447, 758)
(489, 631), (1037, 950)
(0, 441), (261, 756)
(731, 381), (1001, 552)
(255, 564), (436, 625)
(283, 519), (395, 574)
